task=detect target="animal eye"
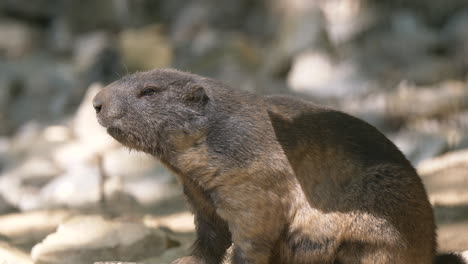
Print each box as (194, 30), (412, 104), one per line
(140, 87), (158, 97)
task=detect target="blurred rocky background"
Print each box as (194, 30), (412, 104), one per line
(0, 0), (468, 263)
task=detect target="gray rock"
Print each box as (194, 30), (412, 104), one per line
(346, 11), (450, 86)
(39, 164), (100, 209)
(340, 93), (393, 132)
(263, 7), (329, 77)
(103, 147), (177, 206)
(387, 81), (468, 119)
(95, 262), (141, 264)
(31, 215), (168, 264)
(72, 83), (116, 150)
(390, 130), (447, 166)
(0, 0), (61, 20)
(119, 25), (173, 71)
(176, 32), (262, 93)
(74, 32), (124, 84)
(1, 55), (80, 133)
(0, 193), (15, 214)
(0, 18), (41, 58)
(142, 245), (191, 264)
(49, 83), (117, 169)
(320, 0), (378, 44)
(0, 136), (9, 171)
(7, 121), (43, 160)
(287, 51), (374, 98)
(63, 0), (128, 33)
(0, 210), (72, 251)
(0, 241), (33, 264)
(46, 16), (74, 54)
(389, 11), (438, 54)
(0, 156), (62, 211)
(103, 148), (164, 179)
(74, 32), (112, 71)
(443, 10), (468, 67)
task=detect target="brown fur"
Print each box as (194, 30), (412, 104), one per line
(93, 69), (436, 264)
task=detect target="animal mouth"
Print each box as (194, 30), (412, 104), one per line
(107, 127), (129, 145)
(106, 127), (146, 152)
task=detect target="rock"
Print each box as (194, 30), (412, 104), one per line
(389, 130), (447, 166)
(418, 150), (468, 206)
(73, 32), (112, 72)
(41, 125), (72, 143)
(340, 93), (396, 132)
(102, 148), (161, 179)
(121, 174), (179, 207)
(320, 0), (378, 44)
(72, 83), (116, 151)
(387, 81), (468, 118)
(51, 83), (117, 169)
(144, 212), (195, 233)
(175, 32), (262, 93)
(73, 32), (124, 85)
(0, 58), (22, 135)
(6, 122), (68, 162)
(168, 0), (271, 40)
(0, 193), (16, 214)
(7, 121), (43, 159)
(0, 18), (41, 58)
(418, 149), (468, 252)
(102, 147), (178, 205)
(119, 24), (173, 71)
(346, 11), (453, 86)
(4, 55), (80, 133)
(0, 156), (62, 210)
(0, 210), (72, 250)
(443, 10), (468, 41)
(263, 7), (329, 77)
(287, 51), (373, 98)
(389, 11), (438, 55)
(0, 136), (10, 170)
(46, 16), (74, 54)
(443, 10), (468, 69)
(0, 0), (61, 21)
(63, 0), (128, 33)
(0, 241), (33, 264)
(142, 244), (191, 264)
(52, 141), (108, 169)
(437, 222), (468, 253)
(39, 163), (100, 209)
(373, 0), (468, 26)
(31, 215), (169, 264)
(29, 160), (144, 213)
(95, 262), (141, 264)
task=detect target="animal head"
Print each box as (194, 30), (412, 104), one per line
(93, 69), (210, 157)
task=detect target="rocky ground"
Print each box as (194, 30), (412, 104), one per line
(0, 0), (468, 263)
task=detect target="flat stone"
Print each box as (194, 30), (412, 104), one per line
(0, 241), (33, 264)
(32, 215), (168, 264)
(39, 164), (100, 209)
(419, 150), (468, 206)
(0, 210), (72, 250)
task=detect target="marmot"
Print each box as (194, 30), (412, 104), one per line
(93, 69), (436, 264)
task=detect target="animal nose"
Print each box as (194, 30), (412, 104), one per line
(93, 98), (103, 114)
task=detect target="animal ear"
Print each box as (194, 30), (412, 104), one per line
(184, 83), (209, 104)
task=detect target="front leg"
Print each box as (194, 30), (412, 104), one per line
(193, 213), (232, 263)
(171, 213), (232, 264)
(221, 233), (279, 264)
(219, 192), (285, 264)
